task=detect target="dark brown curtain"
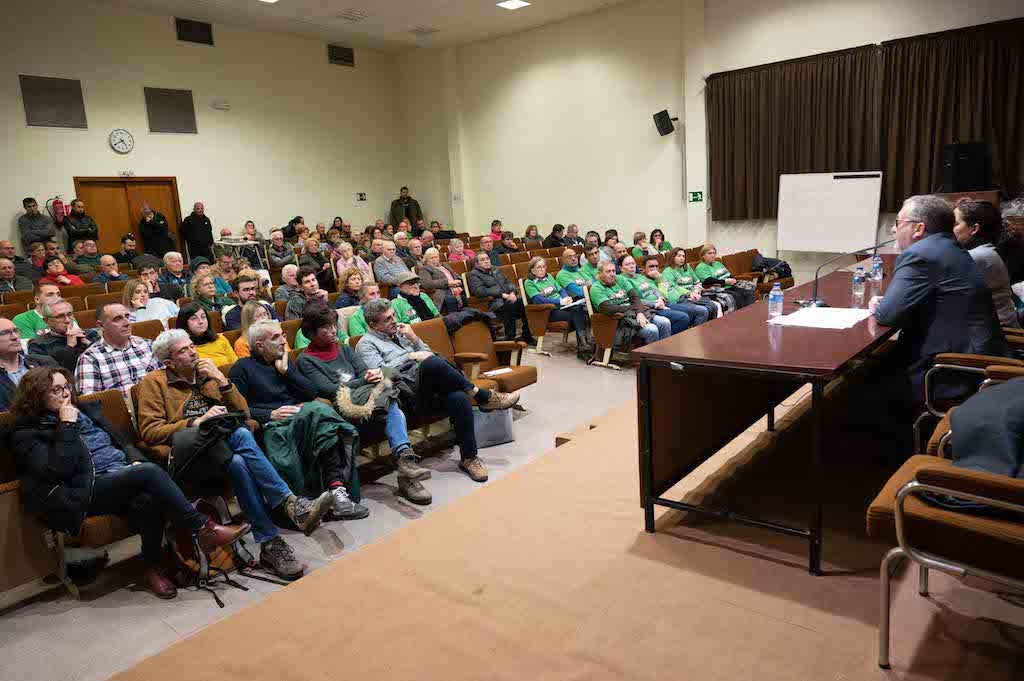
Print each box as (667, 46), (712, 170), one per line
(880, 20), (1024, 209)
(707, 46), (880, 220)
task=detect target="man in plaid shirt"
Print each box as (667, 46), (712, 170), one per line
(76, 302), (163, 396)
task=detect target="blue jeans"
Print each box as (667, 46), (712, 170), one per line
(638, 314), (672, 344)
(669, 301), (710, 326)
(385, 399), (412, 453)
(654, 308), (690, 334)
(226, 427), (292, 544)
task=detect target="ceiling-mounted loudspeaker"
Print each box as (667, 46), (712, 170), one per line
(653, 109), (678, 136)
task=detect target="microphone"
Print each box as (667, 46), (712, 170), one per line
(799, 237), (897, 308)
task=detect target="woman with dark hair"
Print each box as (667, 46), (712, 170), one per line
(954, 198), (1019, 328)
(523, 225), (543, 250)
(239, 220), (266, 267)
(649, 228), (672, 253)
(11, 366), (248, 599)
(295, 304), (431, 505)
(177, 302), (238, 365)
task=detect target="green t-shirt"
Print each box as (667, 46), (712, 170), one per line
(13, 309), (48, 340)
(293, 325), (349, 350)
(694, 260), (731, 284)
(657, 240), (673, 252)
(618, 272), (661, 304)
(579, 261), (601, 283)
(391, 293), (439, 325)
(589, 277), (633, 311)
(555, 266), (590, 291)
(663, 265), (700, 295)
(654, 276), (686, 303)
(524, 275), (560, 302)
(347, 307), (368, 337)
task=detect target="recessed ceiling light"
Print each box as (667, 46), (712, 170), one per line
(258, 0), (279, 3)
(497, 0), (530, 9)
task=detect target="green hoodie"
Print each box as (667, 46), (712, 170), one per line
(391, 292), (439, 324)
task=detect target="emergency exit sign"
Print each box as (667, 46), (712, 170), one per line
(688, 191), (704, 203)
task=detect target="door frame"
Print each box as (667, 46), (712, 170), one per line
(73, 176), (184, 243)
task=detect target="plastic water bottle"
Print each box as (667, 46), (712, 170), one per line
(852, 266), (866, 297)
(767, 282), (784, 318)
(871, 255), (883, 281)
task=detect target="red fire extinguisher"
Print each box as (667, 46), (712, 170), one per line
(48, 196), (66, 224)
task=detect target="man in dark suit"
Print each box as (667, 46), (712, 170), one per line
(870, 194), (1007, 401)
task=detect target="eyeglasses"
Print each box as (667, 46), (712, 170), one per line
(0, 329), (17, 339)
(49, 384), (71, 397)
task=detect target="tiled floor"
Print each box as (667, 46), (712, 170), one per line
(0, 340), (636, 681)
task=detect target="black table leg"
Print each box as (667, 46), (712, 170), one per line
(808, 380), (824, 575)
(639, 362), (656, 533)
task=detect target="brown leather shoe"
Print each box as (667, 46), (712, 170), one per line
(459, 457), (489, 482)
(196, 518), (251, 551)
(143, 566), (178, 600)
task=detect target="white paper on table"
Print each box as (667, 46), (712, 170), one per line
(767, 307), (873, 329)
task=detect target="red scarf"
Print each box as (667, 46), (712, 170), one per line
(306, 338), (339, 362)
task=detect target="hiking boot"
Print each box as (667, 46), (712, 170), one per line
(143, 566), (178, 599)
(330, 486), (370, 520)
(196, 518), (251, 551)
(478, 390), (520, 412)
(259, 536), (304, 581)
(284, 492), (331, 536)
(459, 457), (489, 483)
(395, 449), (431, 481)
(397, 476), (432, 505)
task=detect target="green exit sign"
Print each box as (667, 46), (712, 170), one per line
(688, 191), (704, 203)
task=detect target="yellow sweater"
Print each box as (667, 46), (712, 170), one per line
(196, 334), (239, 366)
(234, 335), (289, 359)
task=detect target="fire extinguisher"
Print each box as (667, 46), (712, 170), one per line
(47, 196), (66, 224)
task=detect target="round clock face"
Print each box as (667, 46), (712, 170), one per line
(109, 128), (134, 154)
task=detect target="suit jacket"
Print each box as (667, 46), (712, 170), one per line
(874, 231), (1007, 399)
(950, 377), (1024, 478)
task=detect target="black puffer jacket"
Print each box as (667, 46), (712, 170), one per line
(467, 266), (515, 300)
(12, 400), (144, 536)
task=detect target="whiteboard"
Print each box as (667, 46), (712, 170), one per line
(777, 172), (882, 253)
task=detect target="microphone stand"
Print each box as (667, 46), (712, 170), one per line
(800, 237), (897, 308)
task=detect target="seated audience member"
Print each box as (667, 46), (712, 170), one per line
(282, 216), (303, 241)
(237, 266), (273, 303)
(299, 234), (334, 290)
(694, 244), (754, 309)
(275, 264), (301, 302)
(75, 240), (102, 269)
(998, 197), (1024, 285)
(139, 206), (175, 257)
(0, 317), (56, 410)
(944, 376), (1024, 480)
(12, 366), (248, 598)
(2, 239), (39, 281)
(314, 222), (328, 243)
(869, 194), (1007, 401)
(419, 230), (435, 252)
(61, 240), (93, 275)
(563, 224), (585, 247)
(445, 238), (475, 263)
(286, 266), (330, 320)
(177, 303), (237, 366)
(14, 282), (63, 339)
(590, 261), (669, 346)
(18, 197), (56, 252)
(123, 278), (179, 325)
(393, 231), (412, 260)
(372, 240), (411, 287)
(138, 264), (180, 302)
(93, 255), (130, 284)
(523, 225), (543, 250)
(600, 232), (619, 260)
(366, 238), (385, 263)
(523, 256), (594, 358)
(543, 224), (565, 249)
(239, 220), (266, 266)
(488, 219), (504, 244)
(235, 301), (293, 358)
(27, 299), (100, 371)
(296, 304), (431, 504)
(631, 231), (658, 259)
(346, 282), (382, 337)
(432, 220), (458, 240)
(392, 273), (440, 324)
(332, 240), (371, 282)
(650, 228), (673, 253)
(331, 216), (345, 236)
(580, 244), (603, 282)
(159, 252), (192, 290)
(478, 236), (502, 268)
(650, 251), (717, 322)
(40, 256), (85, 288)
(356, 299), (519, 483)
(210, 253), (238, 290)
(229, 320), (367, 519)
(190, 272), (233, 313)
(616, 255), (690, 335)
(267, 229), (296, 269)
(612, 242), (629, 267)
(403, 238), (424, 269)
(113, 234), (139, 265)
(223, 274), (280, 331)
(468, 251), (534, 344)
(64, 199), (100, 252)
(494, 231), (520, 255)
(663, 247), (721, 317)
(294, 224), (310, 250)
(418, 247), (465, 314)
(28, 241), (46, 271)
(75, 303), (163, 396)
(0, 256), (32, 293)
(334, 267), (365, 309)
(138, 330), (330, 579)
(953, 198), (1019, 328)
(412, 218), (427, 237)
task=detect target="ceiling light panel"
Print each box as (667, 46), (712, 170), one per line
(496, 0), (531, 9)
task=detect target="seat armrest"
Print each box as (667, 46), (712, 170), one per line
(0, 479), (21, 494)
(453, 352), (488, 365)
(525, 303), (556, 311)
(933, 353), (1023, 370)
(733, 271), (762, 283)
(493, 341), (526, 352)
(915, 465), (1024, 509)
(985, 364), (1024, 382)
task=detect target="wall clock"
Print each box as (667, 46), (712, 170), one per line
(109, 128), (134, 154)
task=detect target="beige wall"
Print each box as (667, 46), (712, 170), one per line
(2, 0), (402, 247)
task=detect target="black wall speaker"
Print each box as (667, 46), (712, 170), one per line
(653, 110), (677, 136)
(943, 142), (991, 192)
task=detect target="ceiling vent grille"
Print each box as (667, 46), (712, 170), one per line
(327, 45), (356, 67)
(335, 9), (369, 22)
(409, 26), (440, 37)
(175, 18), (214, 46)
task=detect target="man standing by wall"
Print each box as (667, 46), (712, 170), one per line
(181, 201), (214, 261)
(63, 199), (99, 253)
(18, 197), (57, 253)
(389, 187), (423, 229)
(139, 204), (176, 257)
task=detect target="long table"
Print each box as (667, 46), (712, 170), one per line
(633, 257), (897, 575)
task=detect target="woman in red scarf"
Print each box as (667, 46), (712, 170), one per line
(40, 256), (84, 287)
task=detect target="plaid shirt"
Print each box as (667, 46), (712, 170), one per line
(75, 336), (164, 397)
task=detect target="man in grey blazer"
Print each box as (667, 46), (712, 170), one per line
(870, 194), (1007, 401)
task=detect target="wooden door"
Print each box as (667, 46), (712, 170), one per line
(125, 181), (179, 255)
(74, 181), (132, 254)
